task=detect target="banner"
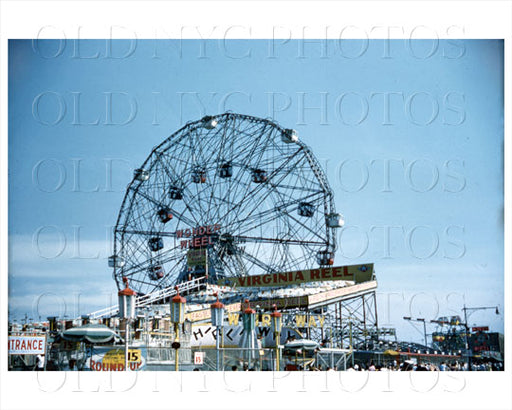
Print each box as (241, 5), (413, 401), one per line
(218, 263), (373, 288)
(8, 335), (46, 355)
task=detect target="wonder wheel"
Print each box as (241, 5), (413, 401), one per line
(109, 113), (344, 296)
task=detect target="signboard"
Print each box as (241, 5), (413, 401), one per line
(187, 249), (207, 267)
(190, 325), (301, 348)
(218, 264), (373, 288)
(8, 335), (46, 355)
(472, 326), (489, 332)
(227, 312), (326, 328)
(469, 332), (502, 355)
(87, 348), (144, 371)
(186, 302), (241, 322)
(178, 224), (221, 249)
(194, 352), (205, 365)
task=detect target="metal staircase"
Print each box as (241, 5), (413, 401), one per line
(87, 276), (207, 319)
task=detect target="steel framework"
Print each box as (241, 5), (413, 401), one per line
(331, 291), (379, 350)
(110, 113), (342, 296)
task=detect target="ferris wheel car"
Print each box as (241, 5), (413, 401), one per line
(281, 128), (298, 143)
(148, 265), (164, 280)
(317, 250), (335, 266)
(327, 213), (345, 228)
(218, 162), (233, 178)
(192, 168), (207, 183)
(134, 168), (149, 182)
(148, 237), (164, 252)
(252, 169), (267, 183)
(157, 208), (173, 223)
(169, 187), (183, 200)
(202, 115), (218, 130)
(298, 202), (315, 217)
(108, 255), (125, 268)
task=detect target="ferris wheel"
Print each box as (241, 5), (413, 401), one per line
(109, 113), (344, 296)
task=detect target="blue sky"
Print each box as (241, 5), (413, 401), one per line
(8, 39), (503, 343)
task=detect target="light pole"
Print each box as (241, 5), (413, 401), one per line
(118, 277), (136, 371)
(403, 317), (428, 348)
(461, 305), (499, 371)
(144, 307), (150, 353)
(240, 299), (256, 369)
(170, 286), (186, 372)
(210, 292), (225, 371)
(270, 304), (282, 371)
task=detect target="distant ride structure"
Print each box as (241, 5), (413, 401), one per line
(109, 113), (344, 297)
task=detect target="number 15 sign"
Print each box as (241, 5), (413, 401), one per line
(194, 352), (204, 365)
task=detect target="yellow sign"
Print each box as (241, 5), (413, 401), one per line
(103, 348), (141, 365)
(218, 264), (373, 288)
(89, 348), (142, 371)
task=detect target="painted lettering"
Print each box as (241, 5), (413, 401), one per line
(295, 315), (307, 328)
(261, 314), (271, 326)
(294, 271), (304, 281)
(228, 313), (240, 326)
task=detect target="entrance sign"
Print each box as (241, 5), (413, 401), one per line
(8, 335), (46, 355)
(218, 264), (374, 288)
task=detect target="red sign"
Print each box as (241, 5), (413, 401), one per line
(194, 352), (205, 365)
(177, 224), (220, 249)
(472, 326), (489, 332)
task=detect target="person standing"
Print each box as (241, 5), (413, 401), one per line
(35, 354), (45, 371)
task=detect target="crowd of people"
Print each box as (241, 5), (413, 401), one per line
(337, 359), (504, 371)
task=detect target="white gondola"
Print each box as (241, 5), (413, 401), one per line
(327, 213), (345, 228)
(202, 116), (218, 130)
(108, 255), (125, 268)
(281, 128), (298, 143)
(134, 168), (149, 182)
